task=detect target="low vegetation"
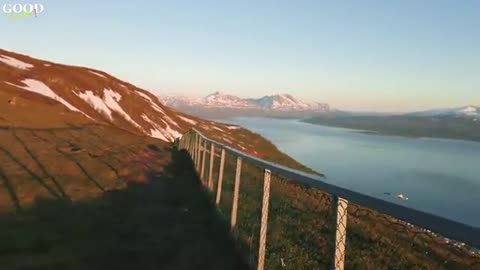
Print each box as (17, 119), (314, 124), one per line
(303, 114), (480, 142)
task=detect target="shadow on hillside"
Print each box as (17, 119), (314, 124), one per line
(0, 149), (251, 270)
(0, 145), (65, 204)
(0, 126), (110, 210)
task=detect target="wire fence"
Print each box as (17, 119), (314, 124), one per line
(177, 129), (480, 270)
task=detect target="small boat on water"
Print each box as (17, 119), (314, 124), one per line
(397, 193), (408, 201)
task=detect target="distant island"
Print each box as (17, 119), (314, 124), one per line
(303, 107), (480, 142)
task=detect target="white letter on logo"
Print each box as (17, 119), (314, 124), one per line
(12, 4), (23, 13)
(35, 4), (45, 14)
(2, 4), (13, 13)
(24, 4), (34, 13)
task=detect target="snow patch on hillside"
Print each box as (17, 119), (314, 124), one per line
(158, 119), (182, 141)
(226, 125), (240, 130)
(151, 103), (165, 114)
(103, 89), (142, 129)
(162, 119), (183, 136)
(136, 91), (154, 102)
(163, 115), (180, 129)
(212, 126), (224, 132)
(0, 55), (34, 70)
(141, 114), (169, 141)
(150, 129), (169, 141)
(88, 70), (107, 78)
(136, 91), (167, 114)
(76, 90), (113, 119)
(222, 137), (233, 144)
(164, 124), (182, 140)
(178, 115), (197, 125)
(75, 88), (142, 128)
(141, 114), (182, 142)
(8, 79), (91, 119)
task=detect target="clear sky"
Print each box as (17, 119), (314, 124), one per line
(1, 0), (479, 112)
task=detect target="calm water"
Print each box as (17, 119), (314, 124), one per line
(223, 117), (480, 227)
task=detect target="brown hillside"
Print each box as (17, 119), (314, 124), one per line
(0, 49), (254, 269)
(0, 49), (199, 141)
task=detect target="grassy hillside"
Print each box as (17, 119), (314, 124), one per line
(303, 114), (480, 142)
(195, 130), (480, 269)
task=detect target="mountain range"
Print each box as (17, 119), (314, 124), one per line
(161, 92), (330, 112)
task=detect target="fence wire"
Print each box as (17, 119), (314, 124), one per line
(235, 161), (264, 266)
(264, 173), (333, 269)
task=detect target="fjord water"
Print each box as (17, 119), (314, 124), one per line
(224, 117), (480, 227)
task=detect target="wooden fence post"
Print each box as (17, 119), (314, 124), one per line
(215, 148), (226, 205)
(191, 134), (195, 166)
(332, 196), (348, 270)
(201, 139), (207, 183)
(257, 169), (272, 270)
(230, 157), (242, 229)
(208, 143), (215, 191)
(190, 133), (194, 154)
(192, 133), (197, 166)
(196, 135), (202, 172)
(184, 133), (190, 151)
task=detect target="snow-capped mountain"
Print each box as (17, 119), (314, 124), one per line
(161, 92), (330, 112)
(410, 106), (480, 118)
(203, 91), (254, 108)
(0, 49), (232, 142)
(161, 95), (202, 107)
(249, 94), (330, 111)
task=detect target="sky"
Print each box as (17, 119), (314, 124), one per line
(1, 0), (479, 112)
